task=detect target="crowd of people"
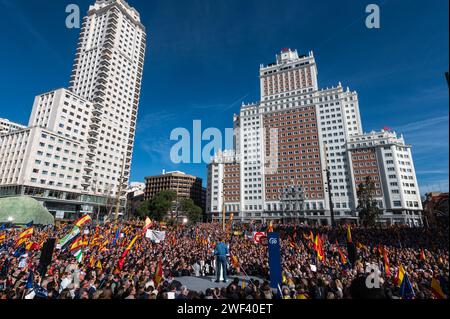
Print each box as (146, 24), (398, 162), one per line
(0, 218), (448, 300)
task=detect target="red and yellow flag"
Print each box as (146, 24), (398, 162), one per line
(142, 217), (152, 233)
(336, 241), (348, 265)
(15, 227), (33, 247)
(25, 241), (39, 251)
(267, 221), (274, 233)
(346, 225), (352, 243)
(420, 248), (426, 261)
(70, 237), (84, 252)
(75, 215), (92, 228)
(431, 278), (447, 299)
(154, 259), (164, 287)
(96, 260), (103, 271)
(0, 232), (6, 244)
(231, 255), (239, 269)
(314, 234), (325, 261)
(89, 255), (96, 268)
(17, 227), (33, 241)
(118, 234), (140, 270)
(383, 247), (391, 277)
(394, 264), (406, 287)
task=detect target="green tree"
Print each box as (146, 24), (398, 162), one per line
(357, 176), (381, 227)
(136, 190), (177, 221)
(149, 190), (177, 221)
(180, 198), (203, 223)
(136, 200), (150, 219)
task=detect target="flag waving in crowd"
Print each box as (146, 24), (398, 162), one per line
(383, 247), (391, 277)
(75, 215), (92, 228)
(314, 234), (325, 262)
(118, 234), (140, 270)
(15, 226), (33, 248)
(336, 241), (348, 267)
(346, 225), (352, 243)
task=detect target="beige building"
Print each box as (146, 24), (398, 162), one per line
(144, 171), (205, 212)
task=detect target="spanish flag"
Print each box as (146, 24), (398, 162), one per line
(70, 237), (84, 252)
(383, 247), (391, 277)
(314, 234), (325, 261)
(0, 232), (6, 244)
(395, 264), (406, 287)
(268, 221), (274, 233)
(89, 254), (95, 268)
(75, 215), (92, 228)
(25, 241), (39, 251)
(96, 260), (103, 271)
(231, 255), (239, 269)
(431, 278), (447, 299)
(118, 234), (139, 270)
(289, 238), (296, 249)
(346, 225), (352, 243)
(142, 217), (152, 233)
(99, 239), (109, 251)
(336, 241), (348, 266)
(16, 227), (33, 248)
(17, 227), (33, 241)
(419, 248), (426, 261)
(154, 259), (163, 287)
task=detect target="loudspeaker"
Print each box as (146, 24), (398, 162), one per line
(347, 242), (357, 266)
(39, 238), (56, 270)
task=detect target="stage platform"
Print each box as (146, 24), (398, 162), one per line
(175, 276), (265, 292)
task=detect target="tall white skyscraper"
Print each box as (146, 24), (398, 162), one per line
(69, 0), (147, 197)
(0, 0), (146, 220)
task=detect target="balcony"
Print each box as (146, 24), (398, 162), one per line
(81, 181), (90, 188)
(100, 59), (110, 67)
(86, 149), (96, 157)
(92, 108), (102, 116)
(105, 32), (115, 41)
(101, 49), (113, 60)
(95, 82), (107, 90)
(108, 12), (118, 20)
(93, 96), (105, 104)
(110, 10), (119, 19)
(93, 103), (103, 110)
(99, 65), (109, 73)
(85, 157), (94, 164)
(87, 135), (98, 144)
(89, 122), (100, 130)
(84, 166), (94, 172)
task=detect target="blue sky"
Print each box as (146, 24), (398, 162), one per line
(0, 0), (448, 193)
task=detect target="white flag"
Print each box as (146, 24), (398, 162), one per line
(145, 230), (166, 243)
